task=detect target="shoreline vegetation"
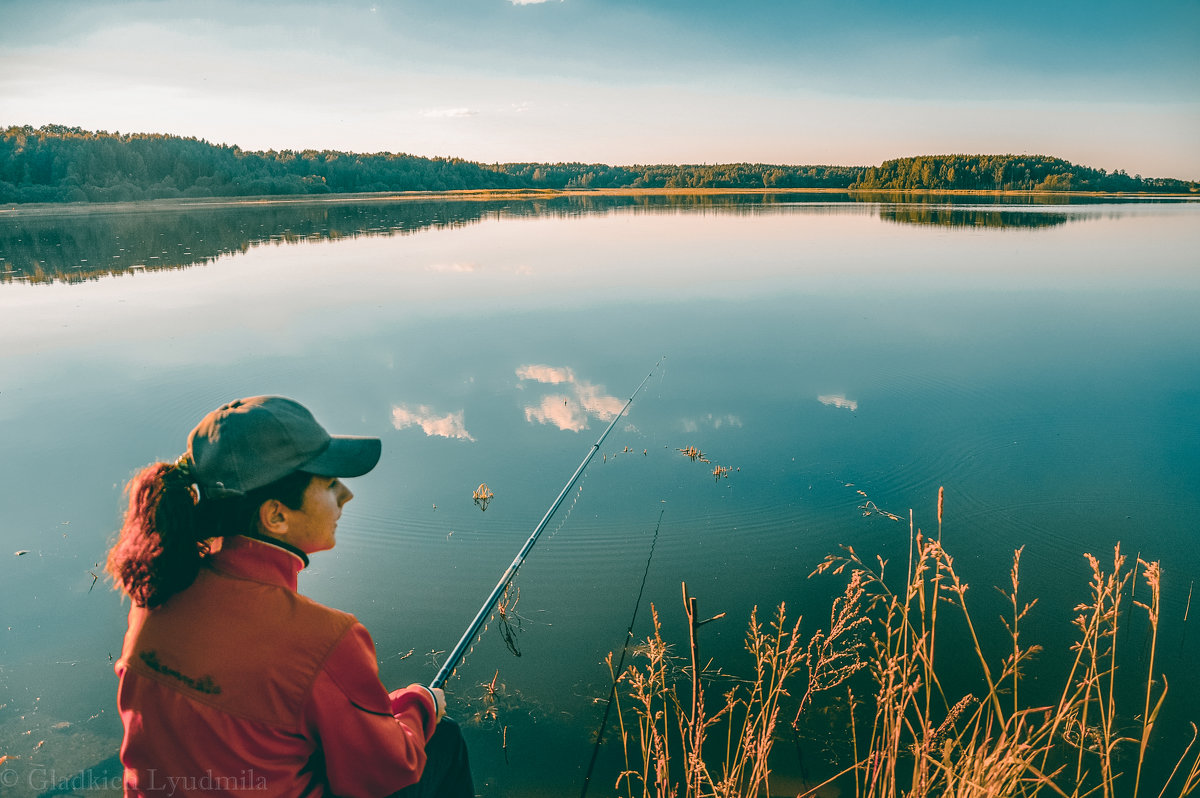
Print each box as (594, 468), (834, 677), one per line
(2, 124), (1196, 207)
(604, 497), (1199, 798)
(4, 184), (1198, 218)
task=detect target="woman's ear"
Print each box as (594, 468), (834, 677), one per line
(257, 498), (289, 537)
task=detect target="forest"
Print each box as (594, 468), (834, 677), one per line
(850, 153), (1195, 192)
(0, 125), (1193, 204)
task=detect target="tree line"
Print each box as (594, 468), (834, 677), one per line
(850, 153), (1195, 193)
(1, 125), (1193, 205)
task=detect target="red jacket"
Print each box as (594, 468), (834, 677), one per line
(115, 535), (436, 797)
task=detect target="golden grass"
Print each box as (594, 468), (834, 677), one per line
(605, 492), (1200, 798)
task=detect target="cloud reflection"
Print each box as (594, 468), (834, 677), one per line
(419, 107), (479, 118)
(517, 364), (623, 431)
(516, 364), (575, 384)
(818, 394), (858, 411)
(681, 414), (743, 433)
(426, 262), (478, 273)
(391, 404), (476, 441)
(524, 394), (589, 432)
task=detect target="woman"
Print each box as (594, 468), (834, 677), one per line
(107, 396), (473, 797)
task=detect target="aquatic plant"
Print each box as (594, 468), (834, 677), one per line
(472, 482), (494, 511)
(606, 578), (866, 798)
(604, 494), (1200, 797)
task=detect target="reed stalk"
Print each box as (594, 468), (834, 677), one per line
(605, 495), (1198, 798)
(1133, 558), (1164, 798)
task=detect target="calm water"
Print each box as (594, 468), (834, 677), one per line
(1, 193), (1198, 796)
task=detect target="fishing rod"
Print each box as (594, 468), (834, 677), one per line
(580, 503), (665, 798)
(430, 357), (664, 690)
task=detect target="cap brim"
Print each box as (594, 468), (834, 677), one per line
(301, 436), (382, 479)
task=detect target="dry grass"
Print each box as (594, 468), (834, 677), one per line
(605, 493), (1200, 798)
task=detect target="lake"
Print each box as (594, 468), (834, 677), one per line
(1, 192), (1198, 796)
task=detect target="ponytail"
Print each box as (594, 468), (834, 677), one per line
(107, 461), (316, 608)
(107, 459), (211, 609)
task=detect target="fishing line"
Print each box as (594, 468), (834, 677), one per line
(547, 476), (589, 543)
(431, 356), (665, 690)
(456, 481), (592, 668)
(579, 502), (666, 798)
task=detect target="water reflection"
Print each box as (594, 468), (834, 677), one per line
(819, 394), (859, 411)
(517, 364), (623, 432)
(848, 191), (1160, 206)
(681, 413), (743, 432)
(391, 404), (476, 441)
(3, 193), (1187, 285)
(877, 205), (1076, 229)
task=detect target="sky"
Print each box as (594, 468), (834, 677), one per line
(1, 0), (1198, 179)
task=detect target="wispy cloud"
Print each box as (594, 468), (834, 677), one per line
(419, 107), (479, 118)
(425, 262), (478, 273)
(818, 394), (858, 411)
(516, 364), (575, 384)
(517, 364), (622, 431)
(509, 0), (562, 5)
(392, 404), (476, 441)
(681, 413), (744, 433)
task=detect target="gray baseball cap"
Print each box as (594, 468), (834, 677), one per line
(185, 396), (381, 498)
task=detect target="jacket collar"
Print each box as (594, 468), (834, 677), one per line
(211, 534), (308, 591)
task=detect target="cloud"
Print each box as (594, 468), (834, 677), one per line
(818, 394), (858, 411)
(575, 382), (625, 420)
(524, 394), (589, 432)
(681, 413), (743, 433)
(516, 364), (575, 385)
(516, 364), (622, 431)
(509, 0), (562, 4)
(419, 107), (479, 118)
(392, 404), (476, 441)
(426, 262), (478, 273)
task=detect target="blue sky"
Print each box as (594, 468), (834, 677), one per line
(2, 0), (1197, 178)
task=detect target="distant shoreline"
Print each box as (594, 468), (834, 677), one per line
(6, 128), (1194, 205)
(4, 186), (1197, 217)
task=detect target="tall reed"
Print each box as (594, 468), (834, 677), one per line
(611, 576), (867, 798)
(605, 495), (1198, 798)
